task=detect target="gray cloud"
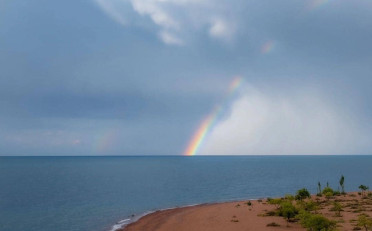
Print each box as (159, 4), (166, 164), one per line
(0, 0), (371, 155)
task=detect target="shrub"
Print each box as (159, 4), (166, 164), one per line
(285, 194), (295, 201)
(298, 200), (319, 212)
(357, 214), (372, 231)
(330, 202), (343, 217)
(265, 211), (276, 216)
(268, 198), (283, 208)
(267, 222), (280, 227)
(278, 201), (298, 222)
(325, 191), (333, 200)
(333, 190), (341, 196)
(322, 187), (334, 195)
(297, 210), (337, 231)
(359, 185), (369, 197)
(296, 188), (311, 201)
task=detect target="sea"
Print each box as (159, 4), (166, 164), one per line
(0, 155), (371, 231)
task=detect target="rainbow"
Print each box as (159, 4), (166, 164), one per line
(94, 129), (118, 154)
(308, 0), (331, 10)
(184, 77), (243, 156)
(261, 40), (275, 54)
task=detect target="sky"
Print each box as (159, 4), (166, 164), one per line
(0, 0), (371, 156)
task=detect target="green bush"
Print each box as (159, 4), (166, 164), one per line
(298, 200), (319, 212)
(330, 202), (343, 217)
(357, 214), (372, 231)
(285, 194), (295, 201)
(333, 190), (341, 196)
(278, 201), (298, 221)
(297, 210), (336, 231)
(296, 188), (311, 201)
(322, 187), (334, 195)
(268, 198), (283, 208)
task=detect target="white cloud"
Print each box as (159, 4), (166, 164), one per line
(209, 18), (234, 40)
(95, 0), (129, 26)
(159, 31), (184, 45)
(200, 85), (371, 155)
(95, 0), (237, 45)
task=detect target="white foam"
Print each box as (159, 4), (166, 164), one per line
(109, 218), (131, 231)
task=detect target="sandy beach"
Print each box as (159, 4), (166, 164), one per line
(121, 193), (372, 231)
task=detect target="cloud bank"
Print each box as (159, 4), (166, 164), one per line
(200, 85), (371, 155)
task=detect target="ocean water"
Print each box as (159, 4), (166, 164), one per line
(0, 156), (371, 231)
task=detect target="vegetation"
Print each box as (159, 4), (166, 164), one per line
(296, 188), (311, 201)
(297, 210), (336, 231)
(231, 215), (239, 222)
(263, 178), (372, 231)
(317, 182), (322, 196)
(359, 185), (369, 197)
(267, 198), (283, 208)
(278, 201), (298, 222)
(357, 214), (372, 231)
(297, 200), (319, 212)
(330, 202), (343, 217)
(333, 190), (341, 196)
(339, 175), (345, 194)
(266, 222), (280, 227)
(285, 194), (295, 201)
(322, 186), (334, 195)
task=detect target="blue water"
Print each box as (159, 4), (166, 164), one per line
(0, 156), (371, 231)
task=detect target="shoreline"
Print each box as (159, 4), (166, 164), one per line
(113, 192), (372, 231)
(111, 198), (263, 231)
(113, 198), (296, 231)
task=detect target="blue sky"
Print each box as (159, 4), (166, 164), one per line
(0, 0), (371, 155)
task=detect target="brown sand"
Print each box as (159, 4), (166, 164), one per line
(121, 193), (372, 231)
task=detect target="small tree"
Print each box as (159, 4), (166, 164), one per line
(278, 201), (298, 224)
(339, 175), (345, 194)
(296, 188), (311, 201)
(357, 214), (372, 231)
(359, 185), (369, 197)
(331, 202), (343, 217)
(317, 181), (322, 196)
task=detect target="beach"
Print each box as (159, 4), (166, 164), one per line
(122, 193), (372, 231)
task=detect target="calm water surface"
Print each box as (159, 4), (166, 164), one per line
(0, 156), (371, 231)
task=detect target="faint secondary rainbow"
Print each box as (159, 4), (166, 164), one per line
(308, 0), (331, 10)
(261, 40), (275, 54)
(184, 77), (243, 156)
